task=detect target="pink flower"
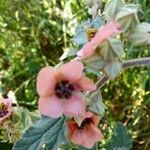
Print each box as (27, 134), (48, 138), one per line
(37, 61), (96, 118)
(77, 21), (121, 58)
(0, 98), (12, 122)
(67, 112), (103, 149)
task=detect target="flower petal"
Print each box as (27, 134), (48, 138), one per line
(67, 120), (78, 138)
(63, 94), (85, 117)
(38, 95), (63, 118)
(36, 67), (56, 96)
(69, 125), (101, 149)
(84, 125), (103, 148)
(91, 114), (100, 125)
(58, 61), (84, 82)
(77, 21), (120, 59)
(77, 43), (95, 58)
(92, 21), (120, 45)
(0, 110), (12, 122)
(77, 76), (96, 91)
(90, 124), (103, 142)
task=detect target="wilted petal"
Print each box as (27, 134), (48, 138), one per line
(77, 76), (96, 91)
(77, 43), (95, 58)
(5, 98), (12, 107)
(93, 21), (120, 45)
(0, 98), (12, 122)
(0, 111), (12, 122)
(38, 95), (63, 118)
(77, 21), (121, 58)
(37, 67), (56, 96)
(58, 61), (84, 82)
(63, 94), (85, 117)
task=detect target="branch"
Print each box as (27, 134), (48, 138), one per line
(94, 57), (150, 91)
(122, 57), (150, 69)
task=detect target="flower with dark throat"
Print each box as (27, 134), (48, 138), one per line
(0, 98), (12, 122)
(37, 61), (96, 118)
(67, 112), (103, 149)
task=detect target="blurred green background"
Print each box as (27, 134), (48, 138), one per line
(0, 0), (150, 149)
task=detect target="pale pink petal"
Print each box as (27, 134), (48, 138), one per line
(70, 129), (87, 146)
(77, 21), (121, 59)
(81, 125), (102, 148)
(70, 125), (101, 149)
(5, 98), (12, 107)
(38, 95), (63, 118)
(85, 111), (94, 118)
(76, 76), (96, 91)
(0, 98), (12, 122)
(0, 98), (12, 108)
(92, 21), (120, 45)
(63, 94), (85, 117)
(90, 124), (103, 141)
(77, 43), (95, 58)
(36, 67), (56, 96)
(92, 115), (100, 125)
(58, 61), (84, 82)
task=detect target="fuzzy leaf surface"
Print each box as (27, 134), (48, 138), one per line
(13, 116), (67, 150)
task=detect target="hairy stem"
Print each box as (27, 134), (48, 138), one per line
(95, 57), (150, 90)
(122, 57), (150, 69)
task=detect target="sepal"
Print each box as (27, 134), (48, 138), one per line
(88, 90), (106, 116)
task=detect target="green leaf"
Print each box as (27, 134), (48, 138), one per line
(98, 38), (123, 61)
(19, 108), (40, 128)
(84, 54), (105, 76)
(129, 22), (150, 46)
(59, 143), (78, 149)
(13, 116), (67, 150)
(88, 90), (106, 116)
(105, 0), (125, 21)
(115, 4), (139, 33)
(103, 61), (122, 79)
(104, 122), (132, 150)
(60, 48), (78, 60)
(84, 55), (105, 70)
(85, 66), (101, 77)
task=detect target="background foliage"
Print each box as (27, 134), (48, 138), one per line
(0, 0), (150, 149)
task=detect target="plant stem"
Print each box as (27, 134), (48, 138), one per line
(122, 57), (150, 69)
(95, 57), (150, 90)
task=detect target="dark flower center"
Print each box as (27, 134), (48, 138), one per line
(55, 81), (74, 99)
(86, 28), (97, 41)
(80, 118), (93, 128)
(0, 110), (8, 118)
(0, 102), (9, 118)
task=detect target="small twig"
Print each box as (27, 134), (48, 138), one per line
(122, 57), (150, 69)
(87, 75), (109, 96)
(92, 57), (150, 92)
